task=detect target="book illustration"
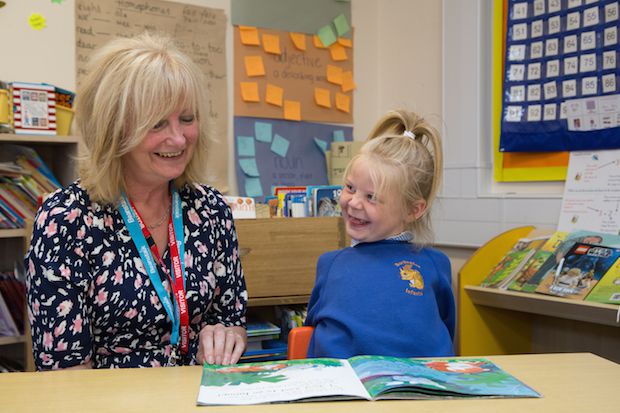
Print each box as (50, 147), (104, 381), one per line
(535, 243), (620, 299)
(584, 258), (620, 304)
(507, 231), (568, 292)
(480, 237), (545, 289)
(196, 356), (540, 406)
(9, 82), (57, 135)
(223, 196), (256, 220)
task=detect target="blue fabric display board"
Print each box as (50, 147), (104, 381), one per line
(500, 0), (620, 152)
(234, 116), (352, 202)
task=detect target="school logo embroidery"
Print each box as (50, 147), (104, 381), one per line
(395, 260), (424, 296)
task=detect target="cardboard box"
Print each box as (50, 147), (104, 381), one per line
(329, 141), (364, 185)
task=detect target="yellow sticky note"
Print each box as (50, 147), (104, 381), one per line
(290, 32), (307, 51)
(29, 13), (46, 30)
(329, 43), (348, 61)
(284, 100), (301, 121)
(239, 26), (260, 46)
(336, 93), (351, 113)
(262, 33), (281, 55)
(240, 82), (260, 102)
(326, 65), (343, 85)
(265, 83), (283, 107)
(313, 35), (326, 49)
(341, 71), (356, 92)
(314, 88), (331, 108)
(338, 37), (353, 48)
(244, 56), (265, 77)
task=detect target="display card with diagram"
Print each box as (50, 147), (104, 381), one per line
(500, 0), (620, 152)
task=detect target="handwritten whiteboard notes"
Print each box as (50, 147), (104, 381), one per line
(75, 0), (229, 191)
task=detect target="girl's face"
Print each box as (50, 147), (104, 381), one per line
(339, 158), (414, 243)
(123, 108), (198, 189)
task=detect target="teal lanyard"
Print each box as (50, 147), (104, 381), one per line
(118, 185), (186, 346)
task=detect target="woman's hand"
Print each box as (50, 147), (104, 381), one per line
(197, 324), (247, 365)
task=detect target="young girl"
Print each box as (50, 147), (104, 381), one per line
(305, 109), (455, 358)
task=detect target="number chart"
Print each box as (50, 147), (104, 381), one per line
(500, 0), (620, 153)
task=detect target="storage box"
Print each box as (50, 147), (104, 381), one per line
(235, 217), (346, 301)
(0, 89), (8, 124)
(56, 105), (74, 136)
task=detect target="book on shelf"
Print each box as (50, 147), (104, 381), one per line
(9, 82), (57, 135)
(223, 196), (256, 220)
(312, 185), (342, 217)
(196, 356), (540, 406)
(535, 243), (620, 300)
(521, 230), (620, 293)
(0, 271), (26, 335)
(480, 236), (547, 289)
(0, 289), (20, 336)
(584, 258), (620, 304)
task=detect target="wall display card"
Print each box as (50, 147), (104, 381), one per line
(234, 116), (352, 202)
(558, 149), (620, 234)
(75, 0), (229, 191)
(10, 82), (56, 135)
(500, 0), (620, 152)
(234, 26), (354, 124)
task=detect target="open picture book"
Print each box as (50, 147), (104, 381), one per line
(196, 356), (541, 406)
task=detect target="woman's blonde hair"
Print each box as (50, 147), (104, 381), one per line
(344, 109), (443, 246)
(76, 32), (211, 204)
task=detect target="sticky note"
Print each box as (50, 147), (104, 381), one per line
(336, 93), (351, 113)
(29, 13), (46, 30)
(239, 26), (260, 46)
(244, 56), (265, 77)
(240, 82), (260, 102)
(262, 33), (281, 55)
(341, 71), (356, 92)
(245, 178), (263, 197)
(314, 88), (331, 108)
(333, 14), (351, 36)
(239, 158), (260, 177)
(317, 25), (337, 47)
(333, 130), (345, 142)
(329, 43), (348, 61)
(314, 137), (328, 153)
(271, 134), (290, 157)
(237, 136), (256, 157)
(255, 121), (272, 143)
(290, 32), (307, 51)
(313, 35), (326, 49)
(326, 65), (343, 85)
(265, 83), (283, 107)
(338, 37), (353, 48)
(283, 100), (301, 121)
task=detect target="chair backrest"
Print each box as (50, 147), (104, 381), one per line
(287, 326), (314, 359)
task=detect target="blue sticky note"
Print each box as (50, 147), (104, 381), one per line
(314, 137), (328, 153)
(333, 130), (345, 142)
(245, 177), (263, 197)
(255, 121), (272, 143)
(271, 134), (290, 157)
(237, 136), (256, 157)
(239, 158), (260, 177)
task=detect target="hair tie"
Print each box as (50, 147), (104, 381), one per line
(403, 130), (416, 140)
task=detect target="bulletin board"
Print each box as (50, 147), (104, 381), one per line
(499, 0), (620, 153)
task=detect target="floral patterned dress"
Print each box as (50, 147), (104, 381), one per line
(25, 181), (247, 370)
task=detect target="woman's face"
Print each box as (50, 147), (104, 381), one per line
(123, 108), (198, 189)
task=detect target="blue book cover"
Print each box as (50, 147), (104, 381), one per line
(313, 186), (342, 217)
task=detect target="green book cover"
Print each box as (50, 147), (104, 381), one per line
(584, 259), (620, 304)
(480, 238), (542, 289)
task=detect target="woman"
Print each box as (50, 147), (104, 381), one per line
(25, 32), (247, 370)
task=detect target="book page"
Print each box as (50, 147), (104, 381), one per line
(348, 356), (540, 400)
(197, 358), (370, 405)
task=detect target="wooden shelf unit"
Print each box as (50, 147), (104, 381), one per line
(0, 134), (79, 371)
(458, 226), (620, 363)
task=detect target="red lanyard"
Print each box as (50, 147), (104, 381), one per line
(129, 199), (190, 355)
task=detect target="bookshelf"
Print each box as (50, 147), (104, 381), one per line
(0, 133), (79, 372)
(458, 226), (620, 363)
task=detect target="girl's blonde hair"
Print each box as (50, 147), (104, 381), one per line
(344, 109), (443, 246)
(76, 32), (211, 204)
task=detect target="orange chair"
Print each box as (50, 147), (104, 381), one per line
(286, 326), (314, 359)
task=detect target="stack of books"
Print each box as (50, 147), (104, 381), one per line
(241, 321), (287, 362)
